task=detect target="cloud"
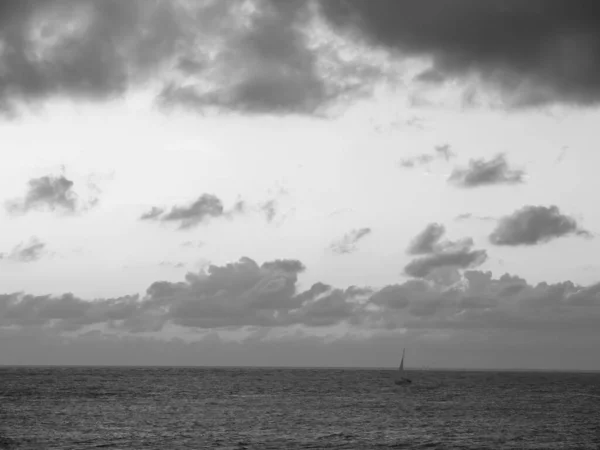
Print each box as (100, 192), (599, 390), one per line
(364, 268), (600, 335)
(455, 213), (495, 222)
(399, 144), (455, 169)
(2, 263), (599, 349)
(5, 175), (97, 215)
(404, 249), (487, 279)
(434, 144), (454, 161)
(0, 237), (47, 263)
(490, 205), (592, 246)
(159, 261), (186, 269)
(181, 241), (204, 249)
(4, 1), (600, 114)
(0, 0), (390, 116)
(0, 0), (181, 114)
(140, 194), (241, 230)
(399, 154), (434, 169)
(1, 254), (600, 370)
(329, 227), (372, 254)
(259, 199), (279, 223)
(141, 194), (284, 230)
(404, 223), (487, 278)
(407, 223), (445, 255)
(319, 0), (600, 107)
(449, 154), (525, 188)
(0, 256), (372, 332)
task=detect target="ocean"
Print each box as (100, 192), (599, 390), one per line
(0, 367), (598, 449)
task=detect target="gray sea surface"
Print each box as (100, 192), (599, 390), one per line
(1, 367), (599, 449)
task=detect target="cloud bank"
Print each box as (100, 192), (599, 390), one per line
(1, 256), (599, 343)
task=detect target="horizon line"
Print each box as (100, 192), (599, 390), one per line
(1, 364), (598, 373)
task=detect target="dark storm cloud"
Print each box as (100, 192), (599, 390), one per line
(5, 175), (97, 215)
(449, 154), (525, 188)
(329, 227), (372, 254)
(0, 0), (388, 116)
(0, 0), (183, 115)
(319, 0), (600, 107)
(0, 237), (46, 263)
(404, 223), (487, 277)
(490, 205), (592, 246)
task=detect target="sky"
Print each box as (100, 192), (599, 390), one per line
(1, 0), (600, 371)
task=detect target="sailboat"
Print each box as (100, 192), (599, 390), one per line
(394, 348), (412, 385)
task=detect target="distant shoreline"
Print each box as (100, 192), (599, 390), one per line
(1, 365), (598, 373)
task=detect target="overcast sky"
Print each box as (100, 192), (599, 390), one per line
(1, 0), (600, 371)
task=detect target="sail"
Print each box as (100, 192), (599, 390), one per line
(394, 348), (411, 385)
(398, 348), (405, 373)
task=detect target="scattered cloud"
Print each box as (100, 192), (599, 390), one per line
(490, 205), (592, 247)
(260, 199), (278, 223)
(399, 144), (455, 169)
(5, 175), (98, 216)
(404, 247), (487, 279)
(319, 1), (600, 108)
(329, 228), (372, 254)
(399, 154), (434, 169)
(181, 241), (204, 249)
(140, 194), (242, 230)
(434, 144), (454, 162)
(141, 193), (285, 230)
(449, 154), (525, 188)
(404, 223), (487, 278)
(407, 223), (445, 255)
(455, 213), (495, 222)
(405, 116), (426, 130)
(0, 237), (47, 263)
(327, 208), (354, 218)
(159, 261), (186, 269)
(556, 146), (569, 164)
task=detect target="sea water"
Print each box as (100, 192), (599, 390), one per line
(1, 367), (599, 449)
